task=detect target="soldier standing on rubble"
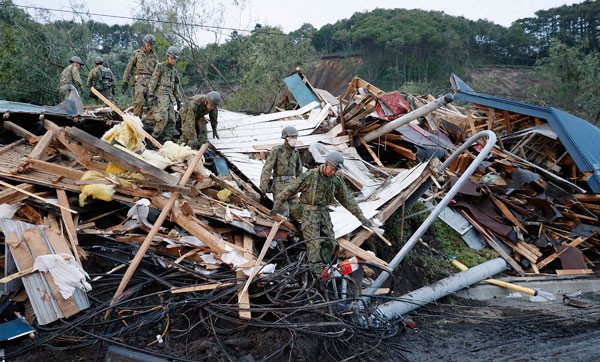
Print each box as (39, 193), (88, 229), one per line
(179, 91), (221, 148)
(272, 151), (371, 264)
(260, 126), (303, 220)
(147, 46), (182, 143)
(57, 56), (84, 100)
(86, 56), (115, 100)
(122, 34), (158, 119)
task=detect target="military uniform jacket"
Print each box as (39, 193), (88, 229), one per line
(58, 64), (83, 89)
(274, 167), (367, 222)
(122, 48), (158, 83)
(148, 62), (181, 102)
(259, 144), (302, 192)
(185, 94), (218, 126)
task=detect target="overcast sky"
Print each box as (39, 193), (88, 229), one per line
(14, 0), (587, 42)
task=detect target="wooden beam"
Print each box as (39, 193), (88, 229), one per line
(237, 233), (252, 320)
(90, 87), (161, 148)
(359, 137), (384, 167)
(56, 189), (81, 265)
(0, 183), (35, 204)
(4, 121), (38, 144)
(63, 126), (178, 185)
(240, 220), (283, 299)
(106, 144), (207, 318)
(27, 130), (54, 160)
(0, 179), (76, 214)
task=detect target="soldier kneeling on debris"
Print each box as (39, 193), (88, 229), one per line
(179, 91), (221, 149)
(272, 151), (371, 265)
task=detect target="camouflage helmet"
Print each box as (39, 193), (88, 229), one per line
(94, 56), (104, 64)
(324, 151), (344, 170)
(69, 56), (84, 65)
(281, 126), (298, 139)
(143, 34), (156, 46)
(166, 46), (180, 59)
(206, 91), (221, 107)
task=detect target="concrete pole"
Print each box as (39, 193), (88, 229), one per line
(362, 93), (454, 143)
(377, 258), (508, 320)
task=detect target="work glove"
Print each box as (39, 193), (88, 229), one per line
(148, 95), (157, 108)
(212, 129), (220, 139)
(191, 139), (200, 150)
(176, 100), (183, 110)
(360, 217), (371, 227)
(121, 82), (128, 92)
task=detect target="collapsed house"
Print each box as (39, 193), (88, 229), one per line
(0, 70), (599, 360)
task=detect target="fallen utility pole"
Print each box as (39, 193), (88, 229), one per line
(362, 93), (454, 142)
(376, 258), (507, 320)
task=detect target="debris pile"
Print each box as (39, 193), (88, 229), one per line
(0, 71), (599, 360)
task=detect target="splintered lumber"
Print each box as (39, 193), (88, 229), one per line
(0, 183), (36, 204)
(238, 234), (253, 320)
(63, 127), (178, 185)
(459, 209), (526, 276)
(337, 238), (390, 270)
(56, 189), (82, 264)
(171, 282), (236, 293)
(0, 179), (76, 214)
(107, 144), (207, 317)
(90, 86), (161, 149)
(536, 236), (588, 270)
(359, 137), (384, 167)
(27, 130), (54, 160)
(240, 220), (283, 299)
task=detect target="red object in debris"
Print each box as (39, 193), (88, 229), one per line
(375, 91), (411, 120)
(404, 319), (417, 329)
(321, 257), (359, 279)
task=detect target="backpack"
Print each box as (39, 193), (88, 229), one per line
(101, 67), (114, 89)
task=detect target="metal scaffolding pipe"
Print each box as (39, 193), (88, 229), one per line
(376, 258), (508, 320)
(362, 93), (454, 143)
(363, 130), (497, 300)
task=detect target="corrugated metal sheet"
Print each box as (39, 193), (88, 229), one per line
(0, 219), (90, 325)
(283, 73), (320, 108)
(0, 100), (50, 114)
(451, 74), (600, 193)
(211, 102), (429, 239)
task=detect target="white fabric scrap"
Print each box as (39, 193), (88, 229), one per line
(33, 253), (92, 299)
(200, 253), (219, 265)
(241, 263), (276, 277)
(179, 235), (207, 248)
(221, 250), (249, 267)
(230, 209), (251, 218)
(0, 203), (20, 219)
(126, 198), (153, 228)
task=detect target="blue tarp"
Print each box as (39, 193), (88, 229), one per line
(283, 73), (320, 109)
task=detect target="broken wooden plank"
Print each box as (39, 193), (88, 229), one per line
(0, 179), (76, 214)
(359, 137), (384, 167)
(56, 189), (81, 264)
(107, 144), (208, 317)
(337, 238), (390, 270)
(236, 233), (252, 320)
(63, 127), (179, 185)
(4, 121), (38, 144)
(171, 282), (236, 293)
(90, 86), (162, 149)
(536, 236), (588, 270)
(27, 130), (54, 160)
(0, 183), (35, 204)
(240, 220), (283, 299)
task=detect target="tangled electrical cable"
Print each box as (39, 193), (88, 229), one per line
(6, 236), (407, 361)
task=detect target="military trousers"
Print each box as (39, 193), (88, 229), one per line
(132, 76), (152, 118)
(301, 207), (336, 264)
(151, 95), (178, 143)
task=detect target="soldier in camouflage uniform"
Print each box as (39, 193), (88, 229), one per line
(273, 151), (370, 264)
(57, 56), (84, 100)
(122, 34), (158, 118)
(147, 46), (182, 143)
(260, 126), (303, 220)
(179, 91), (221, 148)
(86, 56), (115, 99)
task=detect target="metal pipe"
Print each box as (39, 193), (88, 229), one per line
(363, 130), (497, 299)
(362, 93), (454, 142)
(376, 258), (507, 320)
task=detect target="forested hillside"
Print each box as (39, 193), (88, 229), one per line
(1, 0), (599, 122)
